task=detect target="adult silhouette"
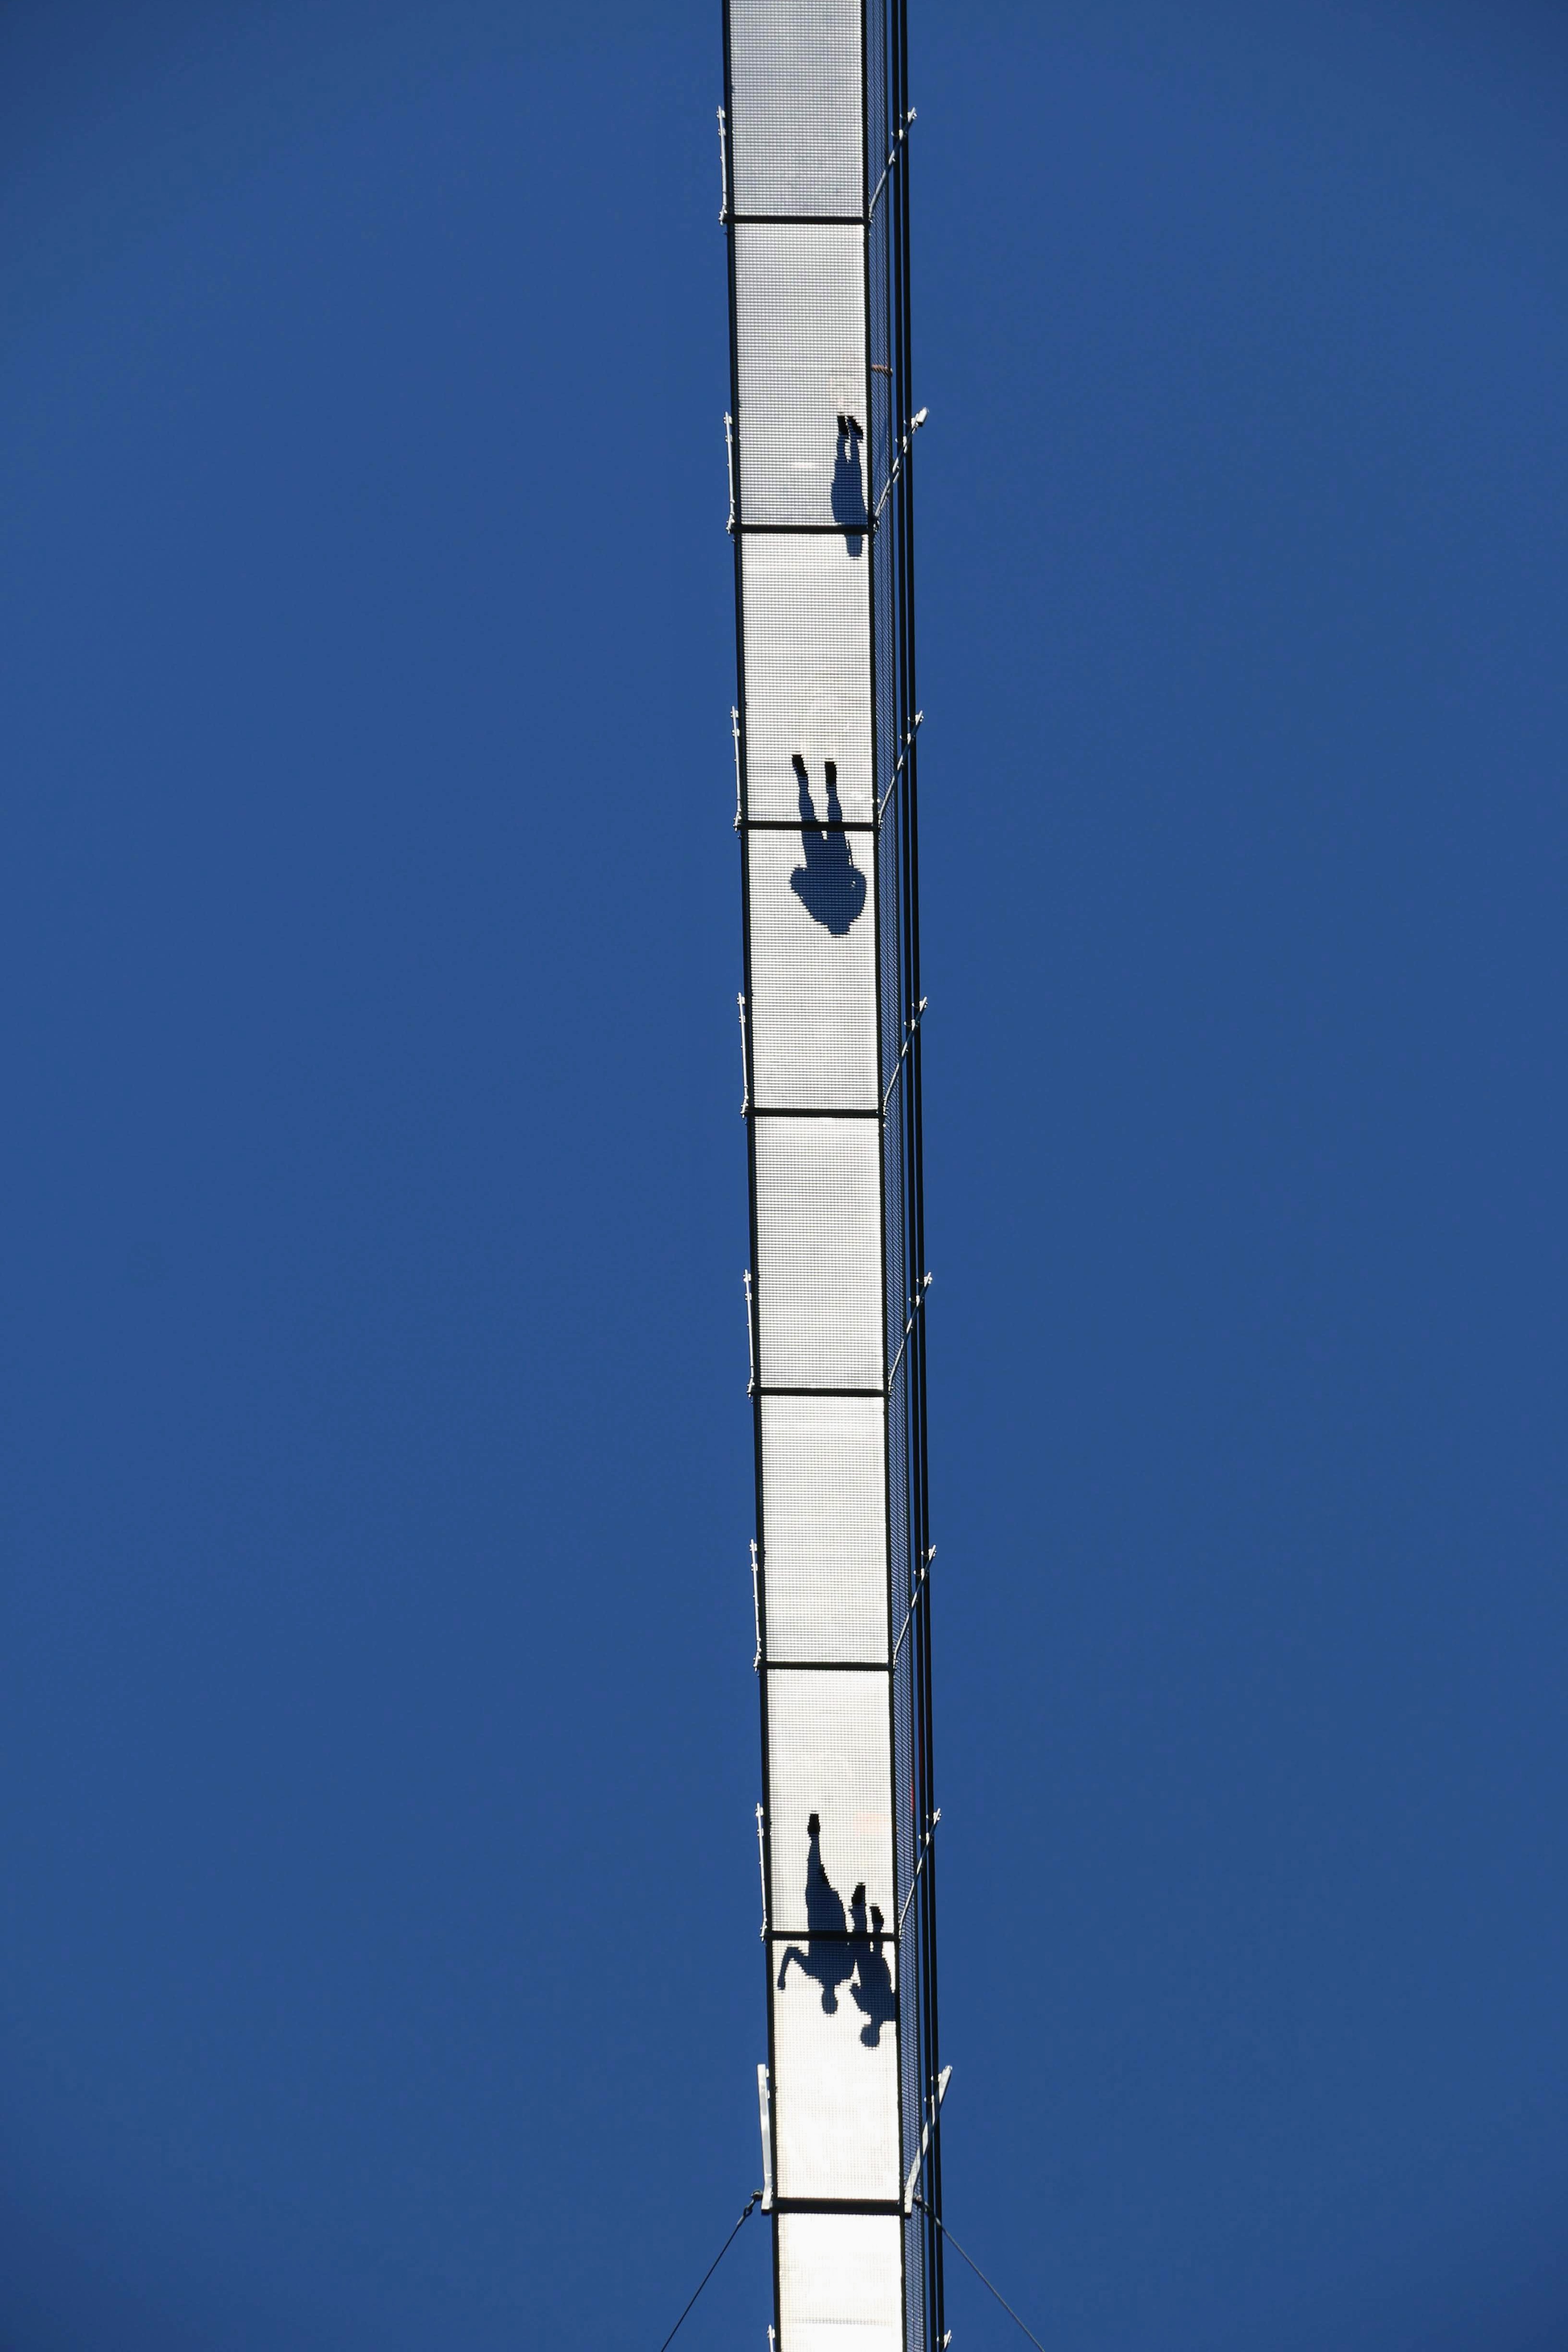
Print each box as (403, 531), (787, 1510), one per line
(848, 1883), (898, 2049)
(790, 754), (867, 935)
(776, 1811), (857, 2014)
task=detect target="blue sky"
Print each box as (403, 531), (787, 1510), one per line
(3, 3), (1568, 2345)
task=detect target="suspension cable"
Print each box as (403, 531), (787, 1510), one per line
(913, 2197), (1048, 2352)
(654, 2190), (762, 2352)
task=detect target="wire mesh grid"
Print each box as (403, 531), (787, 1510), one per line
(727, 0), (937, 2342)
(728, 0), (864, 219)
(734, 226), (867, 529)
(741, 533), (875, 823)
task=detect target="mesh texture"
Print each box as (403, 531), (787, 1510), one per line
(735, 226), (867, 528)
(741, 533), (875, 823)
(761, 1394), (889, 1663)
(728, 0), (864, 218)
(746, 831), (879, 1110)
(754, 1115), (883, 1392)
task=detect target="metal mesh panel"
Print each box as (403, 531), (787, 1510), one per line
(881, 1085), (908, 1379)
(875, 807), (899, 1093)
(872, 547), (899, 851)
(901, 2205), (927, 2352)
(771, 1928), (901, 2199)
(867, 208), (895, 531)
(761, 1394), (889, 1663)
(729, 6), (938, 2343)
(741, 533), (874, 824)
(754, 1115), (883, 1391)
(886, 1350), (915, 1907)
(766, 1668), (894, 1934)
(891, 1705), (917, 2133)
(728, 0), (863, 220)
(747, 831), (878, 1111)
(879, 804), (902, 1077)
(778, 2214), (903, 2352)
(734, 226), (867, 528)
(863, 0), (889, 196)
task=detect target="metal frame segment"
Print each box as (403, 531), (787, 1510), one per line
(722, 5), (941, 2347)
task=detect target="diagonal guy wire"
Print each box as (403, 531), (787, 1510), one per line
(655, 2190), (762, 2352)
(914, 2196), (1049, 2352)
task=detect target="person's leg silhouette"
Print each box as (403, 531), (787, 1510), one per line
(790, 759), (866, 936)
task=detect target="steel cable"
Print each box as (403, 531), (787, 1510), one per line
(654, 2189), (761, 2352)
(914, 2198), (1048, 2352)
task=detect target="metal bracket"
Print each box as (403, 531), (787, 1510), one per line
(876, 712), (922, 824)
(887, 1271), (933, 1394)
(757, 2064), (774, 2208)
(750, 1539), (763, 1670)
(898, 1807), (941, 1936)
(882, 995), (929, 1117)
(868, 105), (917, 221)
(903, 2061), (950, 2212)
(892, 1543), (936, 1665)
(755, 1803), (768, 1938)
(874, 409), (929, 522)
(731, 705), (743, 829)
(877, 748), (906, 824)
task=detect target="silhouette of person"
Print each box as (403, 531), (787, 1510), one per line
(776, 1811), (858, 2014)
(790, 754), (867, 935)
(831, 415), (867, 552)
(848, 1883), (898, 2049)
